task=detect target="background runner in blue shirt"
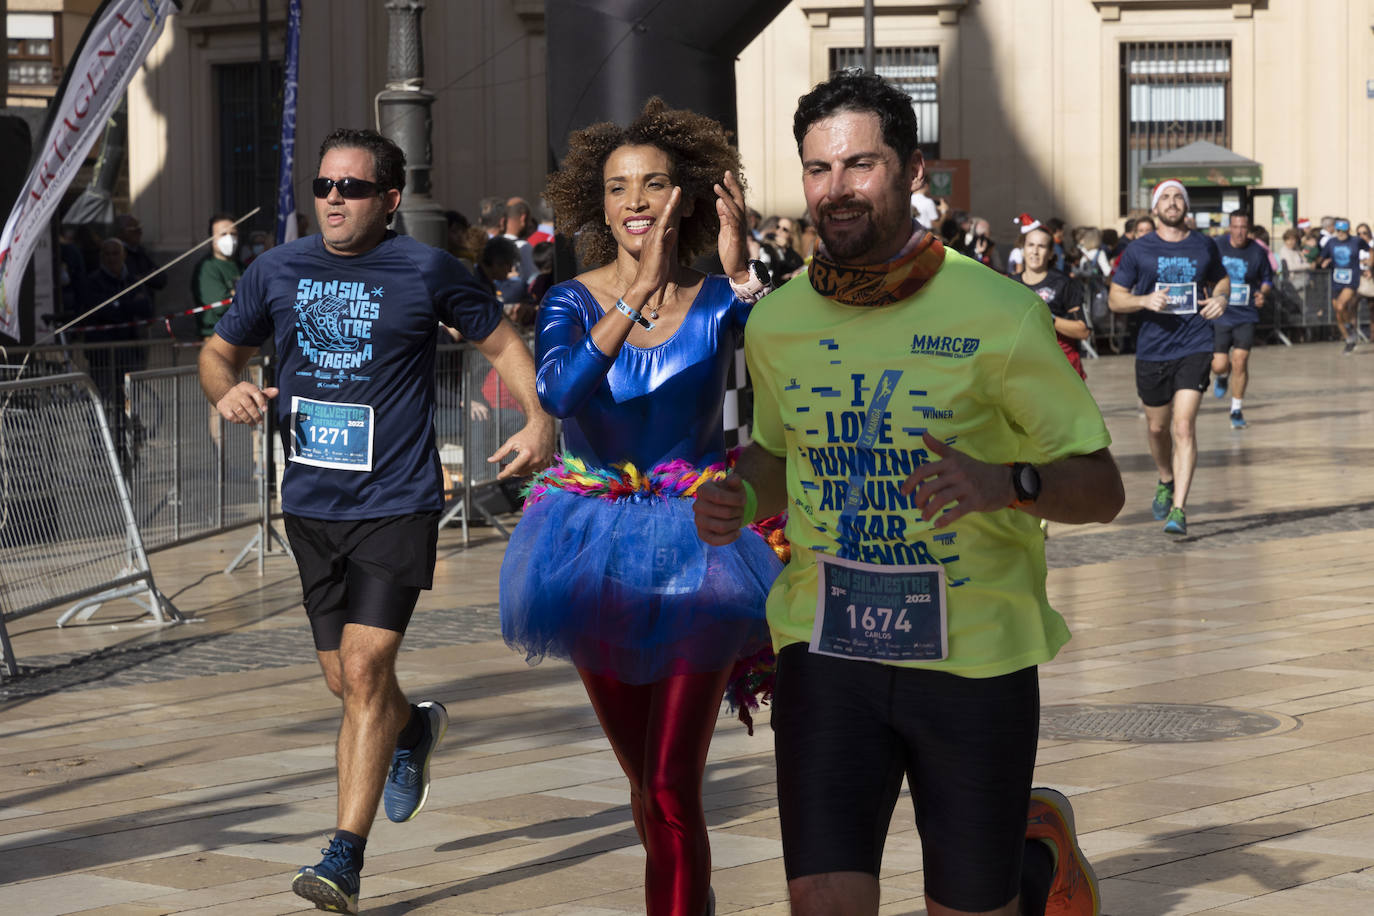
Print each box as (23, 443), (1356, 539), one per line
(1211, 211), (1274, 428)
(198, 128), (554, 915)
(1109, 179), (1229, 536)
(1319, 219), (1372, 353)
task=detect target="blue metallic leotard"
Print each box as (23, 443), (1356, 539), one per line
(499, 273), (778, 683)
(534, 275), (750, 467)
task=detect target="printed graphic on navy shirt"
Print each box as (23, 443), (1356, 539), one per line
(294, 278), (379, 378)
(1113, 230), (1226, 361)
(1321, 236), (1370, 291)
(1215, 237), (1273, 327)
(212, 232), (503, 520)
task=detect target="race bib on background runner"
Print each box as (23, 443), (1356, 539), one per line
(1334, 268), (1353, 286)
(290, 396), (374, 471)
(1229, 283), (1250, 307)
(1156, 282), (1198, 315)
(810, 553), (948, 663)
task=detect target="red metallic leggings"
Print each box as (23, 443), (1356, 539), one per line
(579, 666), (732, 916)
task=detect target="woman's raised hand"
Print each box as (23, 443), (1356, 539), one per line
(715, 171), (750, 284)
(627, 185), (682, 301)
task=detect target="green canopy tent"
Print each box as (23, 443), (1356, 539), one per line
(1139, 140), (1262, 189)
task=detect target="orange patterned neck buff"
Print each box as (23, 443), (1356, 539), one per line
(807, 224), (947, 307)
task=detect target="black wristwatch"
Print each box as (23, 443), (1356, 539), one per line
(1010, 462), (1041, 506)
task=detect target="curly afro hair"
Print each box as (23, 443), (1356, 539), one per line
(545, 98), (744, 269)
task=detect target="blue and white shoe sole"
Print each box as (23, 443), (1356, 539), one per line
(402, 701), (450, 822)
(292, 870), (358, 914)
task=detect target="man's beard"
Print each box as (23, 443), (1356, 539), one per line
(1157, 207), (1187, 230)
(817, 200), (907, 263)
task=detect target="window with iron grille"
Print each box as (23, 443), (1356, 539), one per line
(830, 47), (940, 160)
(1120, 41), (1231, 213)
(214, 62), (284, 235)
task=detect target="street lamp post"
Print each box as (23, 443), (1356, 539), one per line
(376, 0), (446, 249)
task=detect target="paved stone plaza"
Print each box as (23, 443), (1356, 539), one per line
(3, 341), (1374, 915)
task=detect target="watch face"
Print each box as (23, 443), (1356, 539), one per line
(1017, 463), (1040, 501)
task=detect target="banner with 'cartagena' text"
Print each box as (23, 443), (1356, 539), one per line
(0, 0), (178, 341)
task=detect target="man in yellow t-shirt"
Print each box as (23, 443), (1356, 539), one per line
(696, 71), (1124, 916)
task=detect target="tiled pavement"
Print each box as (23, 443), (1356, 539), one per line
(3, 342), (1374, 914)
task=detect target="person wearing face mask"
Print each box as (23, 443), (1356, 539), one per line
(498, 97), (780, 916)
(244, 230), (273, 266)
(192, 213), (243, 339)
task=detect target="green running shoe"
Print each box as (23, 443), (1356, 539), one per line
(1163, 506), (1187, 535)
(1151, 481), (1174, 520)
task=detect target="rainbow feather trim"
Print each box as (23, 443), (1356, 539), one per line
(520, 451), (788, 731)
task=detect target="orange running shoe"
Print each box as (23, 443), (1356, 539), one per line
(1027, 787), (1100, 916)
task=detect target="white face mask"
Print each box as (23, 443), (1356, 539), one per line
(215, 234), (238, 258)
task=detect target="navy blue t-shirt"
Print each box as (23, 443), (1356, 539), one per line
(214, 232), (504, 520)
(1214, 237), (1274, 327)
(1320, 236), (1370, 291)
(1113, 230), (1226, 360)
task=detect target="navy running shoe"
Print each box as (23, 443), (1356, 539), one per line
(1230, 410), (1247, 429)
(1213, 375), (1228, 398)
(383, 700), (448, 823)
(292, 837), (360, 914)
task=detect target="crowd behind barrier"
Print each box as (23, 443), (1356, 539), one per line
(0, 334), (537, 675)
(1072, 268), (1371, 357)
(0, 251), (1364, 675)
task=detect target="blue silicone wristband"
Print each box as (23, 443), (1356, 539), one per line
(614, 297), (654, 330)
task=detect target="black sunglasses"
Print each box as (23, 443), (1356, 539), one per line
(312, 177), (382, 200)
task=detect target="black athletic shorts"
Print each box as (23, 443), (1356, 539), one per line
(284, 512), (440, 651)
(770, 643), (1039, 912)
(1135, 352), (1212, 407)
(1213, 322), (1255, 353)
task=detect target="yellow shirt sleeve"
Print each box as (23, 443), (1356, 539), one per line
(1000, 305), (1113, 464)
(744, 318), (788, 457)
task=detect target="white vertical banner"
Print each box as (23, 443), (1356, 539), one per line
(0, 0), (178, 341)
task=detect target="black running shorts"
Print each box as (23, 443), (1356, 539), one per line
(1212, 322), (1255, 353)
(1135, 352), (1212, 407)
(284, 512), (440, 651)
(770, 644), (1039, 912)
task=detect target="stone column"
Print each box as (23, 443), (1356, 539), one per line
(377, 0), (446, 249)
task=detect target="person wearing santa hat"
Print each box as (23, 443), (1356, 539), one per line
(1017, 223), (1089, 379)
(1108, 179), (1229, 536)
(1005, 213), (1040, 276)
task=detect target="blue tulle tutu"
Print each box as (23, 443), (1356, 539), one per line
(500, 488), (780, 683)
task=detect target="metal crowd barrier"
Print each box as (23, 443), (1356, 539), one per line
(1076, 268), (1371, 355)
(434, 339), (533, 544)
(0, 373), (182, 676)
(124, 359), (290, 573)
(0, 334), (539, 674)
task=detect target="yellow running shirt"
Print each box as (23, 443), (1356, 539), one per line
(747, 249), (1112, 678)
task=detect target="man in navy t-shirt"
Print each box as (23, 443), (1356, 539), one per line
(1318, 219), (1371, 353)
(1211, 211), (1273, 429)
(199, 128), (554, 914)
(1109, 179), (1229, 536)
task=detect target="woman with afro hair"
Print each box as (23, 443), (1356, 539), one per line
(499, 98), (780, 915)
